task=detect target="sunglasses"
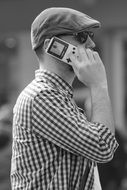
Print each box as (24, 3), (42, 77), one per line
(56, 31), (94, 44)
(74, 31), (94, 44)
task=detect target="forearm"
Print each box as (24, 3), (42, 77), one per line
(70, 47), (115, 134)
(90, 85), (115, 134)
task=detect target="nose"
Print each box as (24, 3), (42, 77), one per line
(84, 36), (95, 49)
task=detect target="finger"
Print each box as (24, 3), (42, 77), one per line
(93, 51), (102, 63)
(78, 46), (89, 62)
(86, 48), (95, 62)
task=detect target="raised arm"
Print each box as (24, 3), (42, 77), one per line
(70, 47), (115, 134)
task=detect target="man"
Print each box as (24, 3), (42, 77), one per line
(11, 7), (118, 190)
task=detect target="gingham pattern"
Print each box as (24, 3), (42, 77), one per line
(11, 70), (118, 190)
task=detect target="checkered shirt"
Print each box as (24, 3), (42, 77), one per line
(11, 69), (118, 190)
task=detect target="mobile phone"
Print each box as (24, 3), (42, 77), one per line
(45, 36), (79, 64)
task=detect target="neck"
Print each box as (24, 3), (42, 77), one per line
(39, 59), (75, 86)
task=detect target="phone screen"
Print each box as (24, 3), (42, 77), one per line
(50, 41), (64, 56)
(47, 37), (69, 59)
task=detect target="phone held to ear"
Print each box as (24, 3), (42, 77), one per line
(45, 37), (79, 64)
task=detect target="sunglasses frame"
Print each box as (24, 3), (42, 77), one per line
(55, 31), (94, 44)
(73, 31), (94, 44)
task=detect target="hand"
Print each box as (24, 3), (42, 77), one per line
(69, 46), (108, 88)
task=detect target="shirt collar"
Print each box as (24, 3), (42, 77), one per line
(35, 69), (73, 98)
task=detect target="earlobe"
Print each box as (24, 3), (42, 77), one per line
(43, 39), (50, 50)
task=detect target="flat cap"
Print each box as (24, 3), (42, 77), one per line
(31, 7), (101, 50)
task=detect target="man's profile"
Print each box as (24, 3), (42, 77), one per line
(11, 7), (118, 190)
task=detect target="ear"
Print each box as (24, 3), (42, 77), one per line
(43, 39), (50, 50)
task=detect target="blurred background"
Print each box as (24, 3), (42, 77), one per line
(0, 0), (127, 189)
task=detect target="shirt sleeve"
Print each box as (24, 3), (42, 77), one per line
(32, 88), (118, 163)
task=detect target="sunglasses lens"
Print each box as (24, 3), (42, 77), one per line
(75, 31), (94, 44)
(75, 33), (87, 43)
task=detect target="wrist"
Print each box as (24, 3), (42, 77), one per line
(90, 84), (109, 103)
(89, 82), (108, 91)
